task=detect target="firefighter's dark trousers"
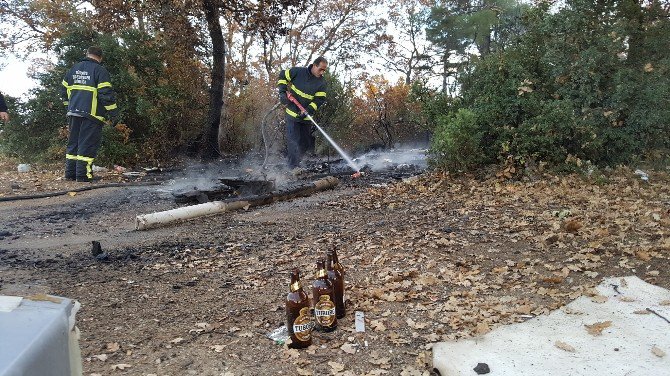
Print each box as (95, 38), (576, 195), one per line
(286, 116), (312, 169)
(65, 116), (102, 181)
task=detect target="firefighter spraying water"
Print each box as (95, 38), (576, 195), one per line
(285, 91), (362, 177)
(275, 57), (362, 178)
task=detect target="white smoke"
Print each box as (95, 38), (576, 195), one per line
(353, 148), (427, 171)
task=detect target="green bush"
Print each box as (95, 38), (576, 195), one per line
(417, 89), (457, 134)
(429, 108), (485, 171)
(0, 90), (66, 162)
(428, 1), (670, 170)
(96, 125), (138, 167)
(512, 100), (591, 164)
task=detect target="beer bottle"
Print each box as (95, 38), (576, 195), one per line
(286, 269), (313, 348)
(327, 251), (346, 319)
(330, 248), (345, 277)
(312, 259), (337, 332)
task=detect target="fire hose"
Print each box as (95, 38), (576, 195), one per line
(260, 102), (281, 170)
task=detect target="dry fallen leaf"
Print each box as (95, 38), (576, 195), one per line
(474, 322), (490, 335)
(423, 333), (441, 342)
(111, 364), (132, 370)
(406, 318), (428, 330)
(169, 337), (184, 344)
(340, 343), (357, 354)
(542, 276), (564, 284)
(564, 219), (582, 233)
(584, 271), (599, 278)
(210, 345), (226, 353)
(284, 348), (300, 359)
(92, 354), (108, 362)
(591, 295), (608, 304)
(635, 250), (651, 261)
(328, 361), (345, 372)
(106, 342), (120, 352)
(369, 357), (391, 366)
(555, 341), (576, 352)
(651, 346), (666, 358)
(585, 321), (612, 336)
(370, 319), (387, 332)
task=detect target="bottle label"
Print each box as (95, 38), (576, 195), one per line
(314, 295), (336, 327)
(293, 307), (313, 342)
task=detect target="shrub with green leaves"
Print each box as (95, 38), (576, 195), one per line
(429, 108), (484, 171)
(429, 1), (670, 171)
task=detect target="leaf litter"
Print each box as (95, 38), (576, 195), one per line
(4, 167), (669, 375)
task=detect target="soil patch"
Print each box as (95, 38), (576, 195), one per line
(1, 165), (669, 375)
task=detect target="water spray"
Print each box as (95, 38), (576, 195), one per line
(286, 93), (362, 178)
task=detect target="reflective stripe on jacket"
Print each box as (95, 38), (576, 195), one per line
(277, 64), (327, 121)
(60, 57), (118, 124)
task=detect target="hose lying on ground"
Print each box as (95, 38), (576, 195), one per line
(0, 181), (163, 202)
(261, 102), (281, 170)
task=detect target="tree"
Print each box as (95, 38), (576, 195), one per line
(373, 0), (439, 85)
(198, 0), (307, 160)
(426, 0), (526, 92)
(0, 0), (80, 53)
(261, 0), (387, 76)
(350, 77), (424, 149)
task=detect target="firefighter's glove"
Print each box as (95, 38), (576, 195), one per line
(279, 93), (290, 106)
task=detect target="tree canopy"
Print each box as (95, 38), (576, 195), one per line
(0, 0), (668, 171)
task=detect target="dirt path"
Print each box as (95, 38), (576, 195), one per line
(1, 166), (669, 376)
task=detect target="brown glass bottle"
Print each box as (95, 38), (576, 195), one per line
(330, 248), (345, 277)
(286, 269), (313, 348)
(327, 251), (346, 319)
(312, 259), (337, 332)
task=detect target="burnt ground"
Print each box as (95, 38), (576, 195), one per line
(1, 157), (669, 376)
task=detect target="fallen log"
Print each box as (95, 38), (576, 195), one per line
(135, 176), (339, 230)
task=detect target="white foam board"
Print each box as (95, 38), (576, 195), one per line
(0, 296), (22, 312)
(433, 276), (670, 376)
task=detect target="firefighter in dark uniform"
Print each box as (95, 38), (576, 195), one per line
(0, 92), (9, 122)
(277, 56), (328, 170)
(60, 46), (118, 182)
